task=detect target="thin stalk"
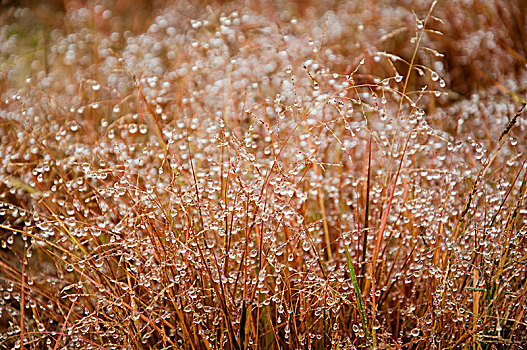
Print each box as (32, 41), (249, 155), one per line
(361, 135), (372, 290)
(396, 0), (438, 121)
(343, 234), (370, 346)
(372, 133), (411, 276)
(20, 246), (26, 350)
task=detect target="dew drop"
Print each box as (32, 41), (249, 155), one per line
(411, 328), (420, 337)
(128, 124), (138, 134)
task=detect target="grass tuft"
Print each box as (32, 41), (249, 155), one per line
(1, 0), (527, 349)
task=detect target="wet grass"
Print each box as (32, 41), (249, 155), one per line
(0, 0), (526, 349)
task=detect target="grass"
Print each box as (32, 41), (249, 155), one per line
(0, 0), (527, 349)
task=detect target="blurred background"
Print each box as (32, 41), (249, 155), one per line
(1, 0), (526, 99)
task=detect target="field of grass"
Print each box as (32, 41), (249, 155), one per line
(1, 0), (526, 349)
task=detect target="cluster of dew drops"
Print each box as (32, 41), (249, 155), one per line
(0, 1), (526, 349)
